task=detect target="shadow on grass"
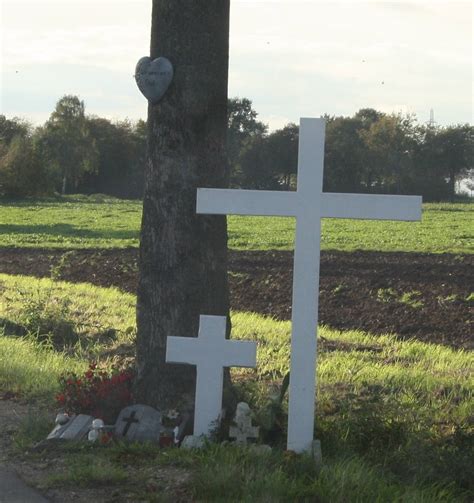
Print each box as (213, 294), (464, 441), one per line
(0, 224), (138, 241)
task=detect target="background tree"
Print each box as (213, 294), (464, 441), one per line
(42, 95), (98, 194)
(324, 116), (366, 193)
(432, 125), (473, 201)
(360, 114), (416, 194)
(237, 134), (278, 189)
(0, 99), (471, 202)
(135, 0), (232, 409)
(227, 98), (267, 187)
(0, 115), (31, 144)
(0, 135), (50, 196)
(81, 118), (146, 198)
(265, 124), (299, 190)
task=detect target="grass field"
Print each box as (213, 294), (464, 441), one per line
(0, 195), (473, 253)
(1, 274), (472, 501)
(1, 195), (472, 500)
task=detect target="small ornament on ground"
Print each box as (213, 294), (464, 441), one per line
(229, 402), (259, 445)
(55, 413), (69, 425)
(87, 418), (105, 442)
(135, 56), (173, 103)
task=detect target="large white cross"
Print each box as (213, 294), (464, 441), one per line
(197, 118), (422, 452)
(166, 315), (256, 436)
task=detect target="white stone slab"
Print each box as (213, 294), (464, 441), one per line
(47, 414), (93, 441)
(166, 315), (256, 437)
(197, 117), (422, 453)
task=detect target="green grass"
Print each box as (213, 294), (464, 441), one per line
(0, 334), (87, 400)
(1, 274), (473, 500)
(1, 195), (473, 253)
(34, 442), (466, 501)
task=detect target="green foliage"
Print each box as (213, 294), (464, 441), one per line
(4, 285), (78, 348)
(227, 97), (267, 188)
(376, 288), (397, 303)
(418, 124), (474, 201)
(0, 329), (87, 399)
(0, 135), (52, 197)
(0, 115), (31, 143)
(0, 273), (136, 361)
(44, 456), (128, 488)
(13, 409), (53, 449)
(1, 198), (472, 253)
(377, 288), (424, 308)
(399, 290), (424, 309)
(41, 95), (98, 194)
(81, 117), (146, 198)
(1, 99), (472, 201)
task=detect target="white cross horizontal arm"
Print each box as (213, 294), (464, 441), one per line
(320, 193), (422, 221)
(166, 316), (256, 368)
(198, 188), (421, 222)
(166, 336), (256, 368)
(197, 189), (299, 217)
(166, 336), (203, 366)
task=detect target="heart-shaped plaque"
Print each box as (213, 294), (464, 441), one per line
(135, 56), (173, 104)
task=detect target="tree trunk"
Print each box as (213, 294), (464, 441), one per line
(135, 0), (231, 412)
(449, 167), (456, 202)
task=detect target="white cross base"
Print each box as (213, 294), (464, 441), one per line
(197, 117), (422, 452)
(166, 315), (257, 437)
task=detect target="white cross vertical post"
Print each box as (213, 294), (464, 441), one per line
(197, 118), (422, 452)
(166, 315), (256, 436)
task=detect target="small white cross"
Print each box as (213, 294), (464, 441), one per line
(166, 315), (257, 437)
(197, 118), (422, 452)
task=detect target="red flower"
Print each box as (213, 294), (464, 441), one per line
(57, 365), (135, 423)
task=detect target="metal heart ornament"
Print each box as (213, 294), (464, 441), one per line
(135, 57), (173, 104)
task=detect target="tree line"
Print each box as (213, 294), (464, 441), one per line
(0, 95), (472, 201)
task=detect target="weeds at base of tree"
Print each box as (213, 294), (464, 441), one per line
(376, 288), (425, 309)
(399, 290), (424, 309)
(376, 287), (397, 303)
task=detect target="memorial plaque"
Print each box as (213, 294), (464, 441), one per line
(135, 56), (173, 104)
(115, 404), (162, 442)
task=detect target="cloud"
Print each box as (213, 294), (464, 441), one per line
(1, 0), (471, 127)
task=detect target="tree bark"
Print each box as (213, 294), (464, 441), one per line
(135, 0), (231, 412)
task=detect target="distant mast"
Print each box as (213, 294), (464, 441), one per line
(429, 108), (436, 127)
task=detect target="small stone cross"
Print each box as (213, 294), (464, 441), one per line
(229, 402), (259, 444)
(122, 410), (139, 436)
(166, 315), (257, 437)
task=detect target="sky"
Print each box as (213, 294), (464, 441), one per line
(0, 0), (472, 130)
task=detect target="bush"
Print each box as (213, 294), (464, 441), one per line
(56, 363), (134, 423)
(0, 135), (54, 196)
(6, 286), (78, 348)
